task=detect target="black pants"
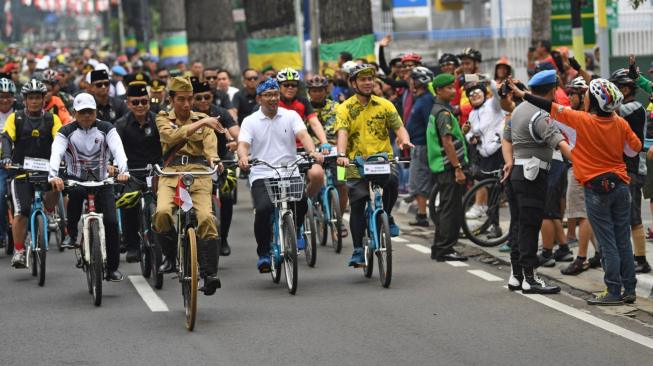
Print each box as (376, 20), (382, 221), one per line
(122, 204), (141, 250)
(348, 174), (399, 248)
(220, 194), (233, 241)
(251, 179), (307, 257)
(508, 166), (548, 269)
(431, 169), (464, 257)
(67, 185), (120, 272)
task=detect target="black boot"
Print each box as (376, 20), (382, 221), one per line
(152, 229), (177, 273)
(522, 266), (560, 294)
(219, 237), (231, 256)
(508, 262), (523, 291)
(198, 238), (221, 296)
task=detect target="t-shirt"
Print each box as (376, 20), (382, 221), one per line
(311, 99), (339, 144)
(280, 96), (316, 122)
(233, 88), (258, 125)
(549, 103), (641, 185)
(239, 107), (307, 184)
(406, 91), (434, 146)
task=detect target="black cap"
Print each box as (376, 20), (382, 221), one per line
(124, 72), (150, 86)
(90, 69), (109, 83)
(127, 84), (148, 97)
(191, 78), (211, 94)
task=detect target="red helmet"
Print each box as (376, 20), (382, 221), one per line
(400, 53), (422, 64)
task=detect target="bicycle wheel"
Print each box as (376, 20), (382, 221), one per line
(57, 200), (66, 252)
(139, 206), (151, 278)
(182, 227), (198, 331)
(90, 220), (103, 306)
(50, 230), (62, 253)
(376, 212), (392, 288)
(363, 234), (374, 278)
(461, 178), (510, 247)
(329, 189), (343, 253)
(282, 213), (298, 295)
(315, 199), (327, 247)
(304, 201), (317, 267)
(148, 202), (163, 289)
(35, 215), (47, 287)
(270, 241), (282, 284)
(428, 183), (440, 226)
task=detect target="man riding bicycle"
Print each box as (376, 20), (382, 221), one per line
(48, 93), (130, 282)
(237, 78), (324, 273)
(334, 64), (413, 267)
(1, 79), (62, 268)
(152, 76), (225, 296)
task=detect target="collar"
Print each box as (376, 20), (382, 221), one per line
(128, 111), (152, 126)
(434, 98), (453, 111)
(256, 107), (283, 121)
(351, 94), (381, 108)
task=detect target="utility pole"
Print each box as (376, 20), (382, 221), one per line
(117, 0), (125, 53)
(596, 0), (610, 78)
(309, 0), (319, 73)
(294, 0), (304, 71)
(570, 0), (586, 68)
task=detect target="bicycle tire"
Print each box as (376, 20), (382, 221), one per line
(363, 234), (373, 278)
(148, 202), (163, 289)
(316, 200), (327, 247)
(183, 227), (198, 331)
(376, 212), (392, 288)
(90, 220), (103, 306)
(428, 183), (440, 226)
(305, 202), (317, 267)
(461, 178), (509, 247)
(50, 230), (62, 253)
(55, 201), (66, 252)
(282, 213), (298, 295)
(36, 215), (47, 287)
(139, 204), (151, 278)
(29, 236), (37, 277)
(329, 189), (343, 254)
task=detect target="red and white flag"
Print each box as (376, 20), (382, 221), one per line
(174, 177), (193, 212)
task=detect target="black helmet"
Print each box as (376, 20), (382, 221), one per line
(458, 48), (482, 62)
(438, 53), (460, 67)
(609, 68), (636, 88)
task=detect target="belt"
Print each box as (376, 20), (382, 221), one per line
(514, 158), (551, 171)
(169, 155), (206, 166)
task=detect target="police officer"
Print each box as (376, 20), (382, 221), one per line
(428, 73), (469, 262)
(149, 79), (167, 114)
(502, 70), (572, 294)
(152, 76), (225, 296)
(87, 69), (129, 124)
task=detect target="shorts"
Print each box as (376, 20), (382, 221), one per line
(565, 167), (586, 219)
(629, 172), (644, 226)
(477, 150), (504, 180)
(408, 145), (433, 197)
(543, 160), (567, 220)
(10, 178), (35, 217)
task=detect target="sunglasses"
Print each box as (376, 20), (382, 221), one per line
(194, 94), (212, 101)
(93, 81), (110, 88)
(130, 99), (149, 106)
(205, 76), (218, 81)
(245, 76), (259, 81)
(282, 83), (298, 88)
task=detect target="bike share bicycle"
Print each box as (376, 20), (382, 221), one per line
(313, 151), (344, 254)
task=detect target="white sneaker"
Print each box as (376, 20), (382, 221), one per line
(465, 205), (487, 219)
(11, 250), (26, 269)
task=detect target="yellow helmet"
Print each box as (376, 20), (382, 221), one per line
(115, 190), (142, 209)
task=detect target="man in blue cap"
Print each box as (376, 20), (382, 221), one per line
(501, 69), (572, 294)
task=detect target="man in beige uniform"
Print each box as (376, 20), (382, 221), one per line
(153, 76), (225, 296)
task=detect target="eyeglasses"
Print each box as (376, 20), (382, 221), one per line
(245, 76), (259, 81)
(205, 76), (218, 81)
(260, 92), (280, 99)
(93, 81), (110, 88)
(281, 83), (298, 88)
(194, 94), (212, 101)
(130, 99), (149, 106)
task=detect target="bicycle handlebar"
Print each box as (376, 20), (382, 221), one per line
(153, 164), (219, 177)
(65, 178), (115, 188)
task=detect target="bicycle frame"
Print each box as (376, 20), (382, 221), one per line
(80, 192), (107, 265)
(270, 201), (291, 265)
(365, 184), (386, 252)
(319, 167), (339, 224)
(27, 189), (49, 262)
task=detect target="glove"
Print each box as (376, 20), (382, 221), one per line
(628, 63), (639, 80)
(568, 57), (581, 72)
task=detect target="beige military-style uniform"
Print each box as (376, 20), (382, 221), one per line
(153, 109), (219, 239)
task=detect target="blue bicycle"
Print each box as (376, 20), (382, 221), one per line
(314, 156), (343, 254)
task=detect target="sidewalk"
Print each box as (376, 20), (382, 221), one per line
(393, 198), (653, 315)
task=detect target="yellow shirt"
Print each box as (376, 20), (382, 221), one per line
(155, 109), (218, 162)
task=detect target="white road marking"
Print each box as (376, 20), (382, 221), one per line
(446, 261), (470, 267)
(128, 275), (169, 312)
(506, 286), (653, 350)
(467, 269), (503, 281)
(393, 237), (408, 243)
(407, 244), (431, 254)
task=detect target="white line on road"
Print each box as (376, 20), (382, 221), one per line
(393, 237), (408, 243)
(407, 244), (431, 254)
(467, 269), (503, 281)
(128, 275), (169, 312)
(507, 287), (653, 350)
(446, 261), (470, 267)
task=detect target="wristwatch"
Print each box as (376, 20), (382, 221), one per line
(338, 152), (347, 158)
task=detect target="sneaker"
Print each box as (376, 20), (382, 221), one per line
(560, 257), (589, 276)
(522, 270), (561, 294)
(11, 250), (26, 269)
(348, 248), (365, 267)
(508, 269), (523, 291)
(622, 293), (636, 304)
(538, 252), (556, 267)
(634, 257), (652, 274)
(105, 270), (124, 282)
(486, 224), (503, 239)
(61, 235), (78, 249)
(588, 252), (602, 269)
(587, 289), (623, 306)
(553, 247), (574, 262)
(389, 217), (400, 237)
(498, 243), (511, 253)
(408, 214), (429, 227)
(465, 205), (487, 219)
(296, 235), (306, 251)
(257, 256), (271, 273)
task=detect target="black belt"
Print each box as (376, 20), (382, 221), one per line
(169, 155), (206, 166)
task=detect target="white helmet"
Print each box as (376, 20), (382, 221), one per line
(276, 67), (300, 83)
(341, 61), (358, 74)
(0, 78), (16, 94)
(565, 76), (588, 92)
(589, 78), (623, 113)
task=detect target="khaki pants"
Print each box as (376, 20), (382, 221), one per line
(153, 174), (217, 239)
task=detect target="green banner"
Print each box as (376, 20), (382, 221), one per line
(319, 34), (376, 62)
(247, 36), (302, 71)
(551, 0), (596, 46)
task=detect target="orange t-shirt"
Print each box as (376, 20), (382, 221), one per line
(550, 103), (642, 185)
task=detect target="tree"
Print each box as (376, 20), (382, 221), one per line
(530, 0), (551, 43)
(244, 0), (295, 38)
(185, 0), (240, 74)
(319, 0), (372, 43)
(159, 0), (187, 67)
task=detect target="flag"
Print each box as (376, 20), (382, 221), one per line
(319, 34), (376, 64)
(174, 177), (193, 212)
(247, 35), (302, 71)
(4, 0), (12, 37)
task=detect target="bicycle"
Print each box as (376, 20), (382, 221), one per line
(47, 192), (66, 252)
(297, 158), (317, 267)
(314, 155), (343, 254)
(461, 169), (510, 247)
(249, 156), (310, 295)
(64, 177), (114, 306)
(154, 163), (219, 331)
(3, 179), (14, 256)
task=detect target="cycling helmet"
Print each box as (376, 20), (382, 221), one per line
(401, 53), (423, 64)
(349, 64), (376, 81)
(458, 48), (482, 62)
(0, 78), (16, 94)
(219, 168), (238, 194)
(341, 61), (358, 74)
(306, 75), (328, 89)
(410, 66), (434, 86)
(40, 69), (59, 85)
(21, 78), (47, 95)
(589, 78), (623, 113)
(565, 76), (588, 93)
(438, 53), (459, 67)
(115, 189), (142, 209)
(609, 68), (637, 88)
(276, 67), (300, 83)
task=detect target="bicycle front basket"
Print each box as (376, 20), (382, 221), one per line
(263, 175), (305, 203)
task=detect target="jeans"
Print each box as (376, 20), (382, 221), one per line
(584, 183), (637, 296)
(0, 168), (7, 241)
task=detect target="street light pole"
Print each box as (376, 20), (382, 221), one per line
(117, 0), (125, 53)
(597, 0), (610, 78)
(309, 0), (319, 73)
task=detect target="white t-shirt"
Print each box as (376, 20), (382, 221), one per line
(227, 86), (239, 102)
(239, 107), (307, 184)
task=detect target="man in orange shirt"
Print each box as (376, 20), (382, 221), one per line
(510, 78), (642, 306)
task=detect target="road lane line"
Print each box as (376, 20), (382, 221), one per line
(446, 261), (470, 267)
(407, 244), (431, 254)
(506, 286), (653, 350)
(129, 275), (169, 312)
(468, 269), (503, 281)
(393, 237), (408, 243)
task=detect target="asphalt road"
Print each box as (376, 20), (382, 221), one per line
(2, 181), (653, 366)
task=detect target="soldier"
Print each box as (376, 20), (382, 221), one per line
(149, 79), (167, 114)
(151, 76), (225, 296)
(87, 69), (129, 124)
